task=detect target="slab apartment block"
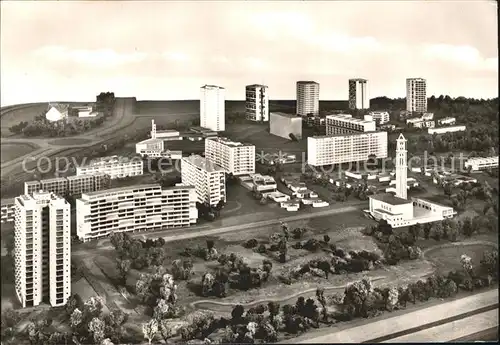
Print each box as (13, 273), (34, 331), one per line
(205, 137), (256, 175)
(76, 184), (198, 242)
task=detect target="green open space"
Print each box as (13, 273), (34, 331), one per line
(47, 138), (93, 146)
(0, 143), (39, 164)
(1, 103), (48, 137)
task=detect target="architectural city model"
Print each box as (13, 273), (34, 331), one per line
(0, 1), (497, 344)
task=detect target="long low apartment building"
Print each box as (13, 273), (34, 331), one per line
(428, 125), (466, 135)
(464, 156), (499, 171)
(76, 184), (198, 242)
(76, 155), (143, 179)
(205, 137), (255, 175)
(24, 174), (109, 196)
(307, 131), (388, 167)
(326, 114), (376, 135)
(181, 155), (226, 206)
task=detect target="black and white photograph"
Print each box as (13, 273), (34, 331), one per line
(0, 1), (498, 344)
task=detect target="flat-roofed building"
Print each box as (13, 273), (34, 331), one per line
(181, 155), (226, 206)
(245, 84), (269, 122)
(150, 120), (181, 140)
(326, 114), (376, 135)
(438, 117), (456, 126)
(406, 78), (427, 113)
(76, 155), (143, 179)
(369, 111), (390, 124)
(348, 78), (369, 110)
(465, 157), (499, 171)
(1, 198), (15, 223)
(200, 85), (225, 132)
(135, 138), (165, 157)
(76, 184), (198, 242)
(205, 137), (255, 175)
(296, 81), (319, 117)
(269, 112), (302, 140)
(428, 125), (466, 135)
(25, 174), (109, 197)
(14, 191), (71, 308)
(307, 131), (388, 167)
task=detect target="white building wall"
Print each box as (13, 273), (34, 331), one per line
(465, 157), (499, 171)
(76, 158), (143, 179)
(349, 79), (369, 110)
(326, 114), (376, 135)
(14, 192), (71, 308)
(406, 78), (427, 113)
(76, 184), (198, 242)
(200, 85), (225, 132)
(428, 126), (466, 135)
(205, 138), (256, 175)
(307, 131), (388, 166)
(296, 81), (319, 116)
(245, 85), (269, 122)
(181, 156), (226, 206)
(369, 111), (390, 124)
(269, 113), (302, 140)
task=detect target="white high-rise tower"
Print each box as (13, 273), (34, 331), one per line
(14, 191), (71, 308)
(395, 133), (408, 200)
(200, 85), (225, 132)
(150, 119), (157, 139)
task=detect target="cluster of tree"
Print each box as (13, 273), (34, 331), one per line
(110, 232), (167, 282)
(145, 247), (497, 344)
(96, 92), (116, 117)
(200, 255), (273, 297)
(135, 265), (183, 317)
(65, 296), (129, 345)
(289, 133), (299, 141)
(302, 172), (373, 202)
(181, 239), (219, 261)
(11, 112), (107, 137)
(196, 200), (225, 221)
(282, 245), (382, 284)
(364, 221), (423, 264)
(8, 121), (29, 134)
(337, 250), (498, 321)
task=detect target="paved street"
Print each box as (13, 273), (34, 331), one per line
(292, 289), (498, 344)
(74, 203), (364, 253)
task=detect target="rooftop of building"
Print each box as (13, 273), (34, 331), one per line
(207, 136), (254, 147)
(201, 84), (225, 89)
(310, 130), (384, 139)
(246, 84), (268, 88)
(1, 198), (15, 206)
(349, 78), (368, 82)
(18, 191), (66, 202)
(326, 113), (374, 124)
(297, 81), (319, 84)
(369, 193), (412, 205)
(67, 173), (107, 180)
(156, 129), (180, 133)
(406, 78), (426, 81)
(137, 138), (164, 145)
(82, 183), (193, 198)
(270, 112), (301, 119)
(466, 156), (498, 162)
(84, 155), (143, 167)
(41, 177), (68, 184)
(182, 155), (225, 172)
(49, 103), (69, 113)
(190, 126), (219, 134)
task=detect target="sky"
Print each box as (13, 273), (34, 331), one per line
(0, 1), (498, 106)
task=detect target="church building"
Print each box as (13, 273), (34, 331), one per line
(367, 133), (456, 228)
